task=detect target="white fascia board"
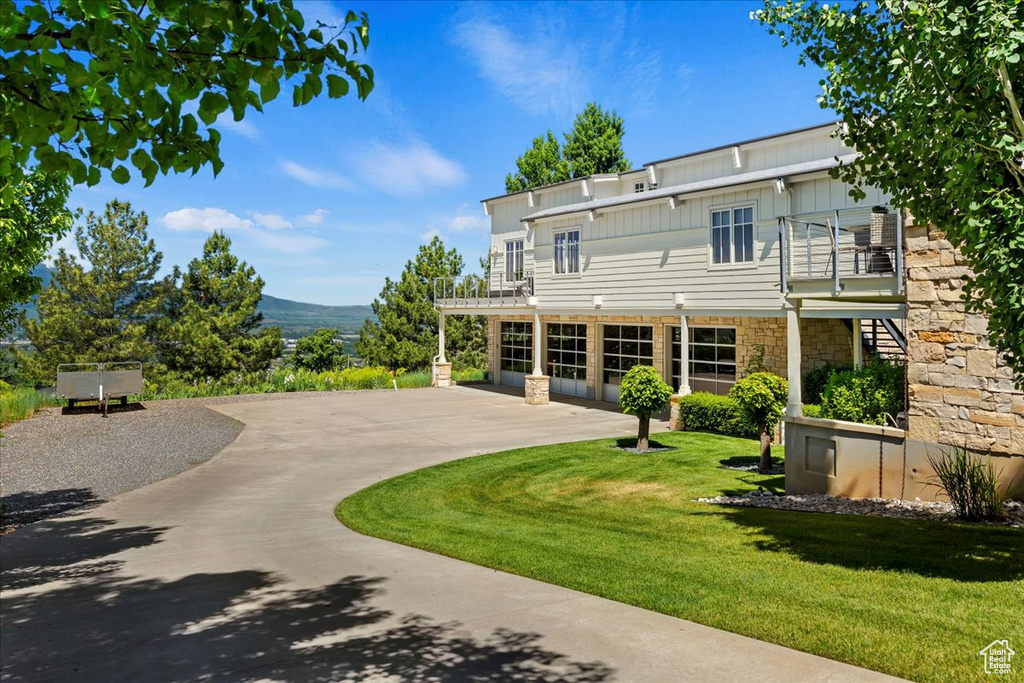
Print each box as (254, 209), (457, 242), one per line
(520, 154), (860, 224)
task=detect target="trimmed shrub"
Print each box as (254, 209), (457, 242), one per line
(819, 360), (905, 426)
(927, 445), (1006, 521)
(729, 372), (788, 472)
(802, 403), (822, 418)
(675, 392), (758, 440)
(802, 363), (852, 404)
(620, 365), (673, 451)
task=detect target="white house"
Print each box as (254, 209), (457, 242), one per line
(434, 122), (904, 414)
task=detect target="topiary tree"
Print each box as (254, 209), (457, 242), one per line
(728, 372), (788, 473)
(619, 365), (673, 451)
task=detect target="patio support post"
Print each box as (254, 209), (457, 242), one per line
(524, 311), (549, 405)
(678, 314), (691, 395)
(433, 311), (452, 388)
(852, 318), (864, 369)
(438, 311), (447, 363)
(531, 311), (543, 376)
(786, 303), (803, 417)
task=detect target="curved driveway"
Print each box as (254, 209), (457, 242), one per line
(0, 387), (898, 682)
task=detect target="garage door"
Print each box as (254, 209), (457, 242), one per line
(602, 324), (653, 403)
(546, 323), (587, 397)
(499, 321), (532, 387)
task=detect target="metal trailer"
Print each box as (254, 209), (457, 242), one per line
(56, 361), (143, 417)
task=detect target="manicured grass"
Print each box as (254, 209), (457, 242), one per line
(0, 387), (62, 429)
(337, 431), (1024, 682)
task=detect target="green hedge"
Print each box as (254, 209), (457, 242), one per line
(802, 363), (853, 404)
(675, 392), (758, 439)
(820, 360), (905, 426)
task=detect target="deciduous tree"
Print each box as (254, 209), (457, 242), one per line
(756, 0), (1024, 384)
(165, 232), (282, 380)
(1, 0), (374, 198)
(24, 200), (165, 380)
(619, 365), (673, 451)
(505, 131), (569, 194)
(729, 373), (788, 473)
(0, 171), (76, 336)
(291, 328), (347, 372)
(504, 103), (630, 193)
(356, 237), (485, 371)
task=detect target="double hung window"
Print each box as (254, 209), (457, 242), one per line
(711, 206), (755, 265)
(553, 229), (580, 275)
(505, 239), (524, 281)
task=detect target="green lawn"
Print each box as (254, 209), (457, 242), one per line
(337, 431), (1024, 683)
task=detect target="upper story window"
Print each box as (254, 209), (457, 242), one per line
(553, 229), (580, 274)
(505, 239), (524, 281)
(649, 182), (658, 191)
(711, 205), (755, 266)
(634, 182), (645, 193)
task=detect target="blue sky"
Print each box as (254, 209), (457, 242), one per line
(60, 0), (831, 306)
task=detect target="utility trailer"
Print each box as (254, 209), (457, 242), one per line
(56, 362), (143, 417)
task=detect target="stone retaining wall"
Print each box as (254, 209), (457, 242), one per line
(905, 222), (1023, 455)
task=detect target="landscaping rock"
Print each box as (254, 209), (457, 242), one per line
(697, 492), (1024, 527)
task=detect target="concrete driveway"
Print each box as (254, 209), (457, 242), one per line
(0, 387), (898, 681)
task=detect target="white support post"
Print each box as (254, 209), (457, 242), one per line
(532, 311), (543, 376)
(678, 315), (691, 395)
(786, 304), (803, 417)
(852, 318), (863, 369)
(438, 311), (447, 363)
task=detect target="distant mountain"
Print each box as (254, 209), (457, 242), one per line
(257, 295), (375, 339)
(8, 266), (375, 342)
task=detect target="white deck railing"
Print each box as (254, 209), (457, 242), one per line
(434, 271), (535, 308)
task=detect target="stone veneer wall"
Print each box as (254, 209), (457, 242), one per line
(482, 313), (852, 393)
(905, 222), (1024, 455)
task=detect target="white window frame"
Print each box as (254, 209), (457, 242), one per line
(634, 181), (645, 194)
(553, 227), (581, 276)
(708, 203), (757, 270)
(671, 325), (737, 396)
(505, 239), (524, 282)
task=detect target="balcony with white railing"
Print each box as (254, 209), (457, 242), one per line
(780, 206), (903, 300)
(434, 271), (536, 309)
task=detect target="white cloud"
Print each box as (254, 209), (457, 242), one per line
(162, 207), (253, 233)
(353, 142), (465, 196)
(453, 16), (588, 118)
(280, 160), (352, 190)
(300, 208), (330, 225)
(215, 114), (260, 140)
(249, 211), (293, 230)
(421, 228), (442, 242)
(251, 231), (328, 254)
(447, 207), (489, 233)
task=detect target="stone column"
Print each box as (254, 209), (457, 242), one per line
(433, 362), (452, 388)
(525, 311), (550, 404)
(786, 303), (803, 417)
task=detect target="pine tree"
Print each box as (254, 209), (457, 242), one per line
(356, 237), (486, 370)
(24, 200), (165, 382)
(562, 103), (631, 178)
(165, 232), (282, 380)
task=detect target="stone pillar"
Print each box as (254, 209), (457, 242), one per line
(678, 314), (691, 395)
(786, 303), (803, 417)
(433, 362), (452, 388)
(669, 395), (683, 431)
(525, 374), (549, 405)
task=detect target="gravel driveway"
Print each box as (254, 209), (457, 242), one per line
(0, 392), (341, 534)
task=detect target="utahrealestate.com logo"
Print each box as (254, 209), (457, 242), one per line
(980, 640), (1015, 675)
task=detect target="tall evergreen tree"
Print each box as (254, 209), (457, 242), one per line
(504, 103), (631, 193)
(356, 237), (485, 370)
(165, 232), (282, 380)
(562, 103), (631, 178)
(24, 200), (165, 381)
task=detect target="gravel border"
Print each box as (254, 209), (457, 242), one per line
(697, 491), (1024, 527)
(0, 391), (371, 534)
